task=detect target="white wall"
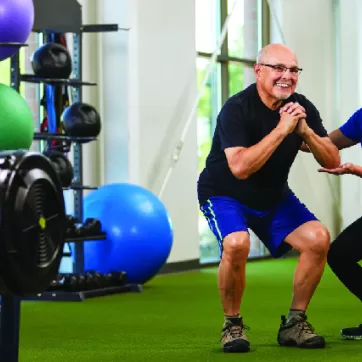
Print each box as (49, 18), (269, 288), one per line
(338, 0), (362, 229)
(81, 0), (199, 264)
(128, 0), (199, 263)
(268, 0), (339, 237)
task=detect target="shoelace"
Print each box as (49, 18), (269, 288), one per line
(221, 324), (250, 340)
(297, 319), (315, 337)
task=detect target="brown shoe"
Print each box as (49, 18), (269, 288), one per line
(221, 317), (250, 353)
(277, 314), (325, 348)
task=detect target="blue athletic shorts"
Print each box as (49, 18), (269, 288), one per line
(200, 191), (318, 258)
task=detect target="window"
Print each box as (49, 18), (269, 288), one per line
(196, 0), (270, 263)
(0, 59), (10, 85)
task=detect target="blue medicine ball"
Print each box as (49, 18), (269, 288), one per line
(82, 183), (173, 284)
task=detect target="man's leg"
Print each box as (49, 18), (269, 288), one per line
(253, 191), (328, 348)
(327, 217), (362, 339)
(219, 231), (250, 317)
(200, 197), (251, 353)
(284, 220), (329, 313)
(277, 218), (328, 348)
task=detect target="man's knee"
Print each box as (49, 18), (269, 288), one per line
(302, 224), (330, 256)
(223, 231), (250, 259)
(289, 221), (330, 256)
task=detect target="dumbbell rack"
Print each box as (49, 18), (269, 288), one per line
(8, 0), (143, 302)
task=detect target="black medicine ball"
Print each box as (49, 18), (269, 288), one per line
(61, 102), (101, 139)
(43, 150), (74, 188)
(31, 43), (72, 79)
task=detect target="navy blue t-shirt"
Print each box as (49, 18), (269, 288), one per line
(197, 83), (328, 210)
(339, 108), (362, 145)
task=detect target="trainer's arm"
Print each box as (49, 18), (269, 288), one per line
(225, 127), (287, 180)
(300, 126), (358, 153)
(301, 128), (340, 169)
(328, 129), (358, 150)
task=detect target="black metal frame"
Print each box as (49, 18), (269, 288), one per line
(0, 46), (23, 362)
(71, 32), (85, 274)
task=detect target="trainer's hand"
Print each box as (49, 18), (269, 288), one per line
(318, 163), (354, 175)
(277, 111), (305, 136)
(279, 102), (306, 117)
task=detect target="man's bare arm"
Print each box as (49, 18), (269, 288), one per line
(300, 142), (310, 152)
(225, 127), (287, 179)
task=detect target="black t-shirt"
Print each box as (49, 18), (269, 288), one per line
(197, 83), (328, 210)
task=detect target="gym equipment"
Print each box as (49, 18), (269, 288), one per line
(110, 271), (127, 286)
(31, 43), (72, 79)
(0, 84), (34, 151)
(63, 274), (79, 292)
(81, 218), (102, 236)
(0, 150), (66, 362)
(0, 0), (34, 61)
(82, 183), (174, 284)
(43, 150), (74, 187)
(61, 102), (102, 139)
(9, 0), (142, 305)
(46, 270), (128, 292)
(48, 274), (64, 291)
(65, 215), (78, 238)
(0, 151), (65, 295)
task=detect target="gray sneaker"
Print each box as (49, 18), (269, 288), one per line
(221, 317), (250, 353)
(277, 314), (325, 348)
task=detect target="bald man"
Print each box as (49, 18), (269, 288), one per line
(197, 43), (340, 352)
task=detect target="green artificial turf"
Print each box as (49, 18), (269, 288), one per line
(19, 257), (362, 361)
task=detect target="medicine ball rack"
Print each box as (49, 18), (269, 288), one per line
(6, 0), (143, 302)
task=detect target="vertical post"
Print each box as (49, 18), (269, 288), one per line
(220, 0), (229, 105)
(261, 0), (270, 47)
(10, 51), (21, 91)
(72, 32), (85, 274)
(0, 296), (21, 362)
(0, 51), (24, 362)
(332, 0), (342, 236)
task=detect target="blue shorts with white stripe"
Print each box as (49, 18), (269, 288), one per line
(199, 191), (317, 258)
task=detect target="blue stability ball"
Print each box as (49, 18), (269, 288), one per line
(83, 183), (174, 284)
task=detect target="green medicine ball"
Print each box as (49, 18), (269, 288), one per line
(0, 83), (34, 150)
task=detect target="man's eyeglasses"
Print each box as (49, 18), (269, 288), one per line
(259, 63), (303, 76)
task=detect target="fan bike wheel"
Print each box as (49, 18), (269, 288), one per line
(0, 151), (66, 295)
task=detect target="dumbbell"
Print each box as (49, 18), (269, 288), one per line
(47, 274), (64, 291)
(80, 218), (102, 237)
(84, 270), (104, 290)
(108, 271), (127, 287)
(63, 274), (80, 292)
(90, 271), (104, 289)
(65, 215), (78, 238)
(77, 274), (87, 291)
